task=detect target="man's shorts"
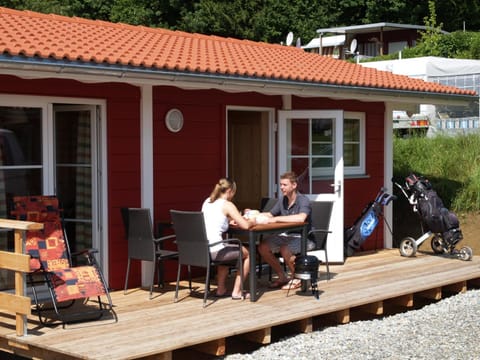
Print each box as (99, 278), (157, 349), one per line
(263, 233), (316, 254)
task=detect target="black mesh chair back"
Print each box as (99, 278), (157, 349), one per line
(126, 208), (156, 262)
(122, 208), (177, 299)
(170, 209), (243, 307)
(309, 201), (333, 280)
(261, 197), (278, 212)
(171, 210), (211, 268)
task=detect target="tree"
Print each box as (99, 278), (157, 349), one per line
(1, 0), (480, 44)
(109, 0), (194, 28)
(0, 0), (70, 15)
(434, 0), (480, 32)
(415, 0), (444, 56)
(178, 0), (337, 44)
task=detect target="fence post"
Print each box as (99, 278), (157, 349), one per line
(14, 228), (27, 336)
(0, 219), (43, 337)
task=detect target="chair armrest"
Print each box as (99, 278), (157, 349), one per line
(223, 238), (243, 245)
(154, 234), (176, 251)
(209, 238), (243, 248)
(153, 234), (176, 244)
(71, 248), (100, 266)
(71, 248), (99, 257)
(308, 229), (332, 236)
(208, 238), (242, 247)
(209, 238), (243, 265)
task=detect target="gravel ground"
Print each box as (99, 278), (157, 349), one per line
(224, 289), (480, 360)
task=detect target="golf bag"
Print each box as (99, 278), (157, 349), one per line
(344, 188), (395, 257)
(405, 173), (462, 247)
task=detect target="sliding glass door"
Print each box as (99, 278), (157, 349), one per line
(54, 106), (99, 255)
(0, 99), (104, 289)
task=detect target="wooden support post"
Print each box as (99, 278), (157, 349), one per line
(241, 327), (271, 344)
(416, 287), (442, 300)
(138, 352), (172, 360)
(14, 229), (27, 337)
(358, 301), (383, 315)
(192, 338), (225, 356)
(388, 294), (414, 308)
(0, 219), (43, 337)
(334, 308), (350, 324)
(467, 278), (480, 288)
(443, 281), (467, 294)
(293, 317), (313, 333)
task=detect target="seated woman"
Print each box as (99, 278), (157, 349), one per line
(202, 177), (255, 299)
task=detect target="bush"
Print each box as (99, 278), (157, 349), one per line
(393, 133), (480, 213)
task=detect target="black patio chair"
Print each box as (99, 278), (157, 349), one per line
(170, 209), (244, 307)
(121, 208), (178, 299)
(307, 200), (333, 280)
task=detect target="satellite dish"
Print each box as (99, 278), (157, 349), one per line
(350, 38), (358, 53)
(286, 31), (294, 46)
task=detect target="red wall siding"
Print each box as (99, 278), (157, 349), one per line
(292, 96), (386, 251)
(106, 92), (142, 288)
(0, 75), (141, 289)
(152, 86), (281, 216)
(1, 75), (389, 289)
(152, 86), (282, 280)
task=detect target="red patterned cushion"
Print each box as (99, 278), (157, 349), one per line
(51, 266), (107, 302)
(12, 196), (70, 272)
(11, 195), (62, 222)
(11, 195), (107, 304)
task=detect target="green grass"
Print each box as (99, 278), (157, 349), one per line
(393, 133), (480, 213)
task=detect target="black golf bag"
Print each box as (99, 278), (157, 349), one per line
(344, 188), (395, 257)
(404, 173), (463, 247)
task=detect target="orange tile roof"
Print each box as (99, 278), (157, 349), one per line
(0, 7), (476, 97)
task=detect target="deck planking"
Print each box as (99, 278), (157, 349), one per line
(1, 249), (480, 359)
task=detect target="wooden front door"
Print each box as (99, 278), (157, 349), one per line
(228, 110), (270, 212)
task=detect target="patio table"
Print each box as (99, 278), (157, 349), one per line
(229, 221), (308, 302)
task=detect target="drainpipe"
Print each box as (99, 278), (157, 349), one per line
(140, 84), (155, 287)
(384, 102), (394, 249)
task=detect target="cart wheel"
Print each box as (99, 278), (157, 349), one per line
(431, 235), (445, 254)
(458, 246), (473, 261)
(399, 237), (417, 257)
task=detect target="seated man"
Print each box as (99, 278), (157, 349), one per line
(257, 171), (314, 289)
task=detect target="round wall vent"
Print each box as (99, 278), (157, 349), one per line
(165, 108), (184, 133)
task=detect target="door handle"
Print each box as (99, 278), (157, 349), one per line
(330, 181), (341, 194)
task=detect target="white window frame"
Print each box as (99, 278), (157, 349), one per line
(0, 94), (108, 277)
(312, 111), (365, 177)
(344, 112), (366, 175)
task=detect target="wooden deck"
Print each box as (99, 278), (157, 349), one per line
(1, 249), (480, 359)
